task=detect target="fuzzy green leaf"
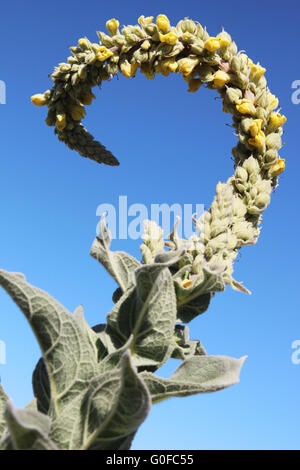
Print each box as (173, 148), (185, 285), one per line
(141, 355), (246, 403)
(0, 384), (8, 438)
(0, 270), (97, 414)
(177, 292), (211, 323)
(175, 265), (225, 302)
(50, 350), (151, 450)
(5, 402), (58, 450)
(32, 358), (50, 414)
(73, 305), (107, 361)
(90, 215), (141, 292)
(171, 325), (206, 360)
(107, 264), (177, 369)
(81, 351), (151, 450)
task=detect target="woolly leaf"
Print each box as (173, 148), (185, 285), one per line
(90, 214), (141, 292)
(81, 351), (151, 450)
(171, 325), (206, 360)
(5, 402), (58, 450)
(0, 270), (97, 412)
(0, 384), (8, 438)
(177, 292), (211, 323)
(142, 355), (246, 403)
(107, 264), (177, 370)
(32, 358), (50, 414)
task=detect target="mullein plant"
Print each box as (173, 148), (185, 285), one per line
(0, 15), (286, 450)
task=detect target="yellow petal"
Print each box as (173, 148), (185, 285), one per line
(156, 14), (170, 33)
(269, 158), (285, 176)
(56, 113), (66, 131)
(204, 37), (220, 52)
(31, 94), (46, 107)
(213, 70), (230, 88)
(96, 46), (114, 62)
(159, 31), (178, 45)
(268, 112), (287, 130)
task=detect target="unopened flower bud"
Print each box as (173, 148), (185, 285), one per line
(138, 16), (154, 27)
(187, 78), (202, 92)
(255, 193), (270, 208)
(106, 18), (119, 36)
(156, 14), (170, 33)
(69, 105), (86, 121)
(31, 94), (47, 107)
(181, 19), (196, 34)
(79, 92), (96, 105)
(243, 156), (259, 175)
(78, 38), (91, 49)
(226, 87), (242, 104)
(230, 56), (241, 72)
(235, 167), (248, 181)
(264, 149), (278, 163)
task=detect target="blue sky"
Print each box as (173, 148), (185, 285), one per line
(0, 0), (300, 450)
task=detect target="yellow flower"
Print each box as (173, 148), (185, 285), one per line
(178, 58), (199, 78)
(158, 59), (178, 76)
(96, 46), (114, 62)
(236, 99), (256, 116)
(138, 15), (154, 27)
(204, 37), (220, 52)
(120, 60), (139, 78)
(268, 112), (287, 130)
(56, 113), (66, 131)
(269, 158), (285, 176)
(31, 94), (47, 107)
(250, 63), (266, 80)
(69, 105), (86, 121)
(159, 31), (178, 45)
(141, 40), (151, 50)
(187, 78), (202, 92)
(156, 14), (170, 33)
(267, 93), (279, 111)
(217, 33), (231, 48)
(249, 119), (263, 137)
(182, 279), (192, 288)
(106, 18), (119, 36)
(248, 130), (266, 152)
(213, 70), (230, 88)
(79, 92), (96, 106)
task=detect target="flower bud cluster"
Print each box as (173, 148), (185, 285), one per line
(32, 15), (286, 291)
